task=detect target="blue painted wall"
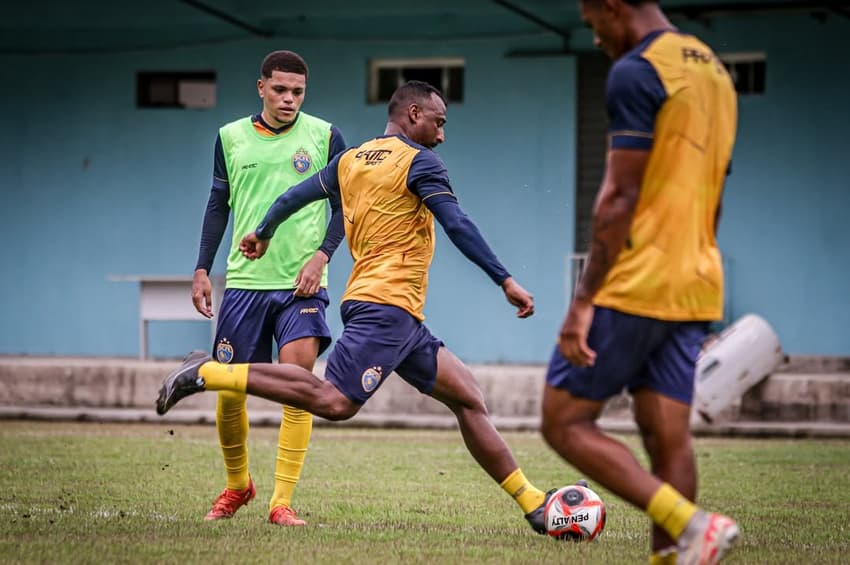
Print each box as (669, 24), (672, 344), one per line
(0, 37), (574, 362)
(1, 11), (848, 360)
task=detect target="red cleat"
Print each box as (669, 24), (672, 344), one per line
(269, 505), (307, 526)
(204, 479), (256, 521)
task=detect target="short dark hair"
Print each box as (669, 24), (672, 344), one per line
(387, 81), (447, 116)
(260, 50), (309, 79)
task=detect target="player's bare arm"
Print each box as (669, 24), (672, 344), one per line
(293, 251), (329, 297)
(501, 277), (535, 318)
(239, 232), (270, 260)
(191, 269), (214, 318)
(559, 148), (648, 366)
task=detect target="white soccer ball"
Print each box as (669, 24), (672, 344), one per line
(544, 484), (606, 541)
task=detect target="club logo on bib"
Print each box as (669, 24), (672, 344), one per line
(292, 148), (312, 174)
(361, 366), (383, 394)
(216, 338), (234, 364)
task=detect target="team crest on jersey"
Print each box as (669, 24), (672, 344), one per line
(216, 338), (234, 364)
(361, 366), (383, 394)
(292, 148), (312, 174)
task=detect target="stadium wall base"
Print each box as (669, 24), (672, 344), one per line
(1, 355), (848, 438)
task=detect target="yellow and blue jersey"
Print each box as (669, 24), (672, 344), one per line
(594, 30), (738, 321)
(331, 135), (450, 320)
(311, 134), (491, 320)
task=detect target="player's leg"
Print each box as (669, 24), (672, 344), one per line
(267, 337), (317, 526)
(158, 303), (376, 420)
(396, 334), (549, 533)
(267, 289), (332, 526)
(542, 380), (706, 558)
(205, 289), (274, 521)
(430, 346), (518, 481)
(541, 384), (663, 506)
(541, 307), (668, 509)
(237, 362), (357, 420)
(542, 309), (737, 562)
(633, 389), (696, 562)
(158, 348), (358, 419)
(632, 321), (738, 564)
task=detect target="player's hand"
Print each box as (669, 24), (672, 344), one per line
(191, 269), (214, 319)
(294, 251), (328, 297)
(501, 277), (534, 318)
(558, 298), (596, 367)
(239, 232), (270, 260)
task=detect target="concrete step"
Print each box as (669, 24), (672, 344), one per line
(1, 356), (848, 430)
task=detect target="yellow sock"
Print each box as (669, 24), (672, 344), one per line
(215, 390), (250, 490)
(200, 362), (248, 393)
(269, 405), (313, 511)
(648, 547), (678, 565)
(500, 469), (546, 514)
(646, 483), (698, 540)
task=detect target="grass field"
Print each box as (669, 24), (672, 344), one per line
(1, 421), (849, 564)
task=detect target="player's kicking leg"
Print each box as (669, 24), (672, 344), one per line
(424, 346), (556, 534)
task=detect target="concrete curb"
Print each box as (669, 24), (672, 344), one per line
(3, 406), (850, 438)
(2, 355), (849, 439)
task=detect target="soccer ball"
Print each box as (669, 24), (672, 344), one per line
(544, 484), (606, 541)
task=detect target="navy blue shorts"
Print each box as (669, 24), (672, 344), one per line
(545, 307), (709, 404)
(324, 300), (443, 404)
(213, 288), (331, 364)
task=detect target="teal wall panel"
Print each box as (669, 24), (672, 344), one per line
(1, 10), (848, 360)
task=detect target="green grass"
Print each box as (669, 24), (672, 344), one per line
(1, 421), (849, 564)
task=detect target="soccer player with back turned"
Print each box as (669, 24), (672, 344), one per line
(541, 2), (739, 564)
(191, 50), (346, 526)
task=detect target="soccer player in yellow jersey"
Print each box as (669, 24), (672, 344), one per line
(158, 81), (566, 534)
(542, 2), (739, 564)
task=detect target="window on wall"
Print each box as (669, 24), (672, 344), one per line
(720, 53), (766, 95)
(137, 71), (217, 109)
(368, 58), (464, 104)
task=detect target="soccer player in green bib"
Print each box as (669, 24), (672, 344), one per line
(191, 50), (346, 526)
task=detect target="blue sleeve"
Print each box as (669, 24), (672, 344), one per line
(406, 150), (456, 205)
(212, 134), (229, 190)
(328, 125), (347, 159)
(317, 192), (345, 260)
(195, 135), (231, 272)
(256, 153), (342, 240)
(314, 127), (347, 259)
(606, 55), (667, 150)
(409, 151), (510, 285)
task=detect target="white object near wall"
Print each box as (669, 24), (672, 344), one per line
(692, 314), (784, 424)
